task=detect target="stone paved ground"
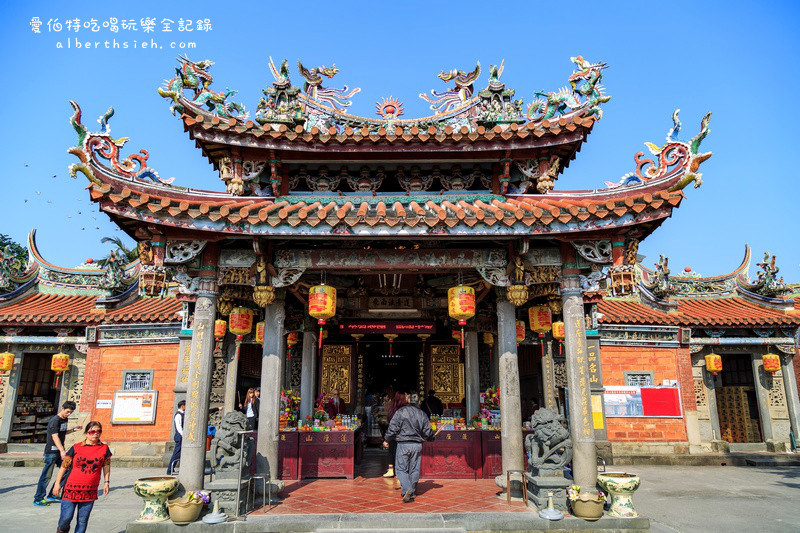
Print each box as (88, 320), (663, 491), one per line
(0, 465), (798, 532)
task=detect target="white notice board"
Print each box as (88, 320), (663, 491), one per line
(111, 390), (158, 424)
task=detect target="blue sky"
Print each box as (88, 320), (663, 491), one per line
(1, 1), (798, 281)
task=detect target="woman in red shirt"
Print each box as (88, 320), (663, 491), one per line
(53, 421), (111, 533)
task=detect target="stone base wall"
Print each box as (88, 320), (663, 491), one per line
(611, 441), (690, 456)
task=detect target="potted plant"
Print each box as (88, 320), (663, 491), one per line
(567, 485), (605, 521)
(167, 490), (209, 525)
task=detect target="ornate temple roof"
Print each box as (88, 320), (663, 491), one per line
(599, 246), (800, 328)
(68, 61), (712, 239)
(0, 231), (181, 326)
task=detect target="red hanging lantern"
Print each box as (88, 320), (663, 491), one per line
(705, 353), (723, 375)
(448, 285), (475, 349)
(229, 307), (254, 360)
(763, 353), (781, 373)
(214, 319), (227, 340)
(255, 321), (265, 344)
(384, 333), (398, 355)
(483, 332), (495, 361)
(0, 352), (15, 372)
(552, 321), (565, 356)
(309, 284), (337, 349)
(287, 331), (300, 347)
(515, 320), (526, 344)
(51, 352), (70, 388)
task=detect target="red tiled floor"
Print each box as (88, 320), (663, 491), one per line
(252, 452), (531, 516)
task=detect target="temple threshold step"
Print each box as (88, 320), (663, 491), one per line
(316, 529), (466, 533)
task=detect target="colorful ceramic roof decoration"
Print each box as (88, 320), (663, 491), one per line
(66, 55), (712, 241)
(599, 246), (800, 328)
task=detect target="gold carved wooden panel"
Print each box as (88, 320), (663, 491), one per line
(430, 345), (464, 404)
(320, 345), (352, 404)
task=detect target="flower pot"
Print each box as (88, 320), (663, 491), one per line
(571, 496), (605, 521)
(133, 476), (179, 522)
(597, 472), (641, 518)
(167, 498), (204, 525)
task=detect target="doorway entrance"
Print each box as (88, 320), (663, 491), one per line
(10, 354), (59, 443)
(716, 353), (762, 443)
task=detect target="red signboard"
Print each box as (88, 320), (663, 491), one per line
(338, 321), (436, 335)
(640, 387), (682, 417)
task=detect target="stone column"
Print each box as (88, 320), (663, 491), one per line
(495, 298), (524, 491)
(256, 301), (285, 482)
(541, 341), (557, 411)
(702, 365), (725, 446)
(781, 354), (800, 447)
(752, 353), (774, 442)
(299, 331), (317, 420)
(465, 331), (480, 418)
(0, 350), (23, 442)
(223, 338), (238, 414)
(561, 245), (596, 491)
(179, 277), (218, 492)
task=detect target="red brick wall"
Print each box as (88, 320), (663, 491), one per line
(600, 344), (689, 442)
(81, 344), (101, 412)
(88, 343), (179, 443)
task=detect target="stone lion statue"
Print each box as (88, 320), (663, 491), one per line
(524, 408), (572, 473)
(211, 411), (252, 473)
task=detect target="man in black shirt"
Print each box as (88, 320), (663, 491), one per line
(33, 401), (79, 506)
(383, 394), (437, 503)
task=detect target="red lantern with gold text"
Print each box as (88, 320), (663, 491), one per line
(51, 352), (70, 388)
(0, 352), (15, 372)
(448, 285), (475, 349)
(309, 284), (336, 349)
(515, 320), (526, 344)
(552, 321), (565, 356)
(229, 307), (254, 360)
(529, 305), (553, 357)
(255, 321), (265, 344)
(214, 319), (227, 352)
(763, 353), (781, 373)
(705, 353), (723, 376)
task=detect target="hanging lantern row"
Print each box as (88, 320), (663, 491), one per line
(515, 320), (526, 344)
(308, 284), (336, 350)
(229, 307), (254, 360)
(51, 352), (70, 388)
(763, 353), (781, 373)
(0, 351), (15, 372)
(448, 285), (475, 349)
(705, 353), (723, 375)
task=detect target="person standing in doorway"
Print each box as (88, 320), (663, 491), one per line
(383, 391), (408, 478)
(33, 401), (79, 506)
(166, 401), (185, 475)
(325, 389), (347, 419)
(253, 388), (261, 430)
(240, 388), (259, 430)
(383, 393), (437, 502)
(53, 421), (111, 533)
(421, 389), (443, 417)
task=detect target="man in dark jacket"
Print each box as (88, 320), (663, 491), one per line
(421, 389), (443, 417)
(383, 394), (437, 502)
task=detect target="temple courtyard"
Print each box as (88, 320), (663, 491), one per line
(0, 463), (797, 532)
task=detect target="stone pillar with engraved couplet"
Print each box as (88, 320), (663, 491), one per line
(299, 331), (317, 420)
(560, 244), (596, 492)
(752, 353), (774, 442)
(256, 301), (286, 493)
(494, 298), (525, 494)
(541, 341), (557, 411)
(178, 265), (219, 492)
(465, 331), (480, 419)
(780, 353), (800, 447)
(222, 339), (238, 415)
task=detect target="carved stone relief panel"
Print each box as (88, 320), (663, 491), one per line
(693, 378), (707, 408)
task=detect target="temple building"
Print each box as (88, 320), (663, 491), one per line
(11, 53), (792, 504)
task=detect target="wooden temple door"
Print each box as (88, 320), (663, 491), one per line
(716, 354), (762, 443)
